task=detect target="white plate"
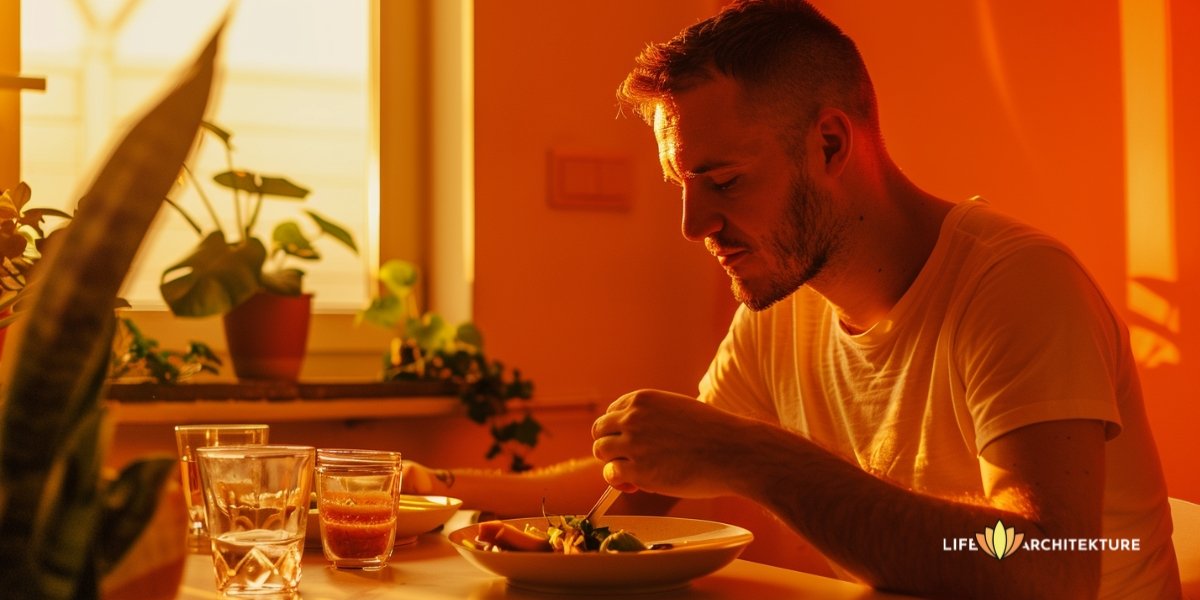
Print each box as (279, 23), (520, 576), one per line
(306, 494), (463, 549)
(448, 516), (753, 594)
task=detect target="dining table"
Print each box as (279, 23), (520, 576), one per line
(175, 511), (915, 599)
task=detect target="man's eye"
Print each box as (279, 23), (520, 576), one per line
(713, 176), (739, 192)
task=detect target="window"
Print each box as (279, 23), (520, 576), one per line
(13, 0), (473, 377)
(21, 0), (372, 311)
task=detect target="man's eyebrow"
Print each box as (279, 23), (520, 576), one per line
(683, 160), (737, 178)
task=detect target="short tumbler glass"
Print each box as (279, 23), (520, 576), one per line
(316, 448), (404, 570)
(197, 444), (314, 598)
(174, 424), (269, 546)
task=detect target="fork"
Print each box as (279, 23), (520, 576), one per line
(583, 485), (621, 524)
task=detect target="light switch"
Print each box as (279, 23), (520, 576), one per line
(548, 149), (632, 210)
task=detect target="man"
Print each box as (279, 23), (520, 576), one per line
(593, 0), (1181, 597)
(412, 1), (1181, 597)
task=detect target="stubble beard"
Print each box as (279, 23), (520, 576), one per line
(731, 170), (841, 311)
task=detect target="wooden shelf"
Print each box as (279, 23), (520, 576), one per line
(105, 380), (462, 424)
(106, 379), (457, 401)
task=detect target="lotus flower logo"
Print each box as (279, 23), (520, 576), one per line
(977, 519), (1023, 560)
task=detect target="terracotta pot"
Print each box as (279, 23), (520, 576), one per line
(222, 292), (312, 380)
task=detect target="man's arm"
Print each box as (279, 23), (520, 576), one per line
(403, 456), (679, 519)
(593, 390), (1105, 600)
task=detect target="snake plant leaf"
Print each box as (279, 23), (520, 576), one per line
(305, 210), (358, 252)
(261, 267), (304, 296)
(160, 231), (266, 317)
(29, 399), (107, 599)
(213, 170), (310, 199)
(94, 457), (177, 576)
(273, 221), (319, 259)
(0, 20), (219, 598)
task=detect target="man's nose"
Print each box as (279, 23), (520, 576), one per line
(681, 188), (722, 243)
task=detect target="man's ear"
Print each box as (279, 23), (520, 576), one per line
(816, 109), (852, 177)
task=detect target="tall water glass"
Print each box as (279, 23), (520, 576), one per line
(316, 448), (403, 570)
(174, 424), (269, 547)
(197, 444), (314, 598)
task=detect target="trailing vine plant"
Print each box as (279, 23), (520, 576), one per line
(359, 260), (542, 471)
(108, 317), (222, 384)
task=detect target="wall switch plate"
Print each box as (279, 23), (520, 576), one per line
(547, 148), (632, 210)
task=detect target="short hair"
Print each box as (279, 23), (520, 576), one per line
(617, 0), (880, 139)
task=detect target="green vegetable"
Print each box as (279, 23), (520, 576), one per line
(599, 530), (647, 553)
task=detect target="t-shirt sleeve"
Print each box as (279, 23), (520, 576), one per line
(698, 304), (779, 424)
(954, 244), (1124, 453)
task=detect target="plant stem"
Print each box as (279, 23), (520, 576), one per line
(163, 197), (204, 236)
(181, 164), (222, 234)
(246, 192), (264, 237)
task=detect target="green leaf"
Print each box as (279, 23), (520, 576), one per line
(261, 268), (304, 296)
(455, 323), (484, 348)
(212, 171), (310, 199)
(95, 458), (176, 576)
(306, 210), (357, 253)
(0, 191), (19, 219)
(212, 170), (257, 193)
(160, 232), (266, 317)
(358, 295), (405, 329)
(272, 221), (318, 260)
(407, 313), (451, 352)
(512, 414), (542, 447)
(378, 259), (418, 297)
(257, 176), (310, 198)
(20, 207), (74, 223)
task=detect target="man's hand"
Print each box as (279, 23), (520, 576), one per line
(401, 460), (452, 496)
(591, 389), (759, 498)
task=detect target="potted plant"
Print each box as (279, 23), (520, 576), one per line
(158, 121), (358, 380)
(359, 259), (543, 471)
(0, 181), (72, 357)
(0, 24), (219, 600)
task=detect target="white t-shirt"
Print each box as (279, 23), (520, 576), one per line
(699, 199), (1180, 598)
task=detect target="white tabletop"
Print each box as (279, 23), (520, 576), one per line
(176, 514), (914, 599)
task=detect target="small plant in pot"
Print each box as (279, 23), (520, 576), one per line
(360, 260), (543, 472)
(159, 121), (358, 380)
(0, 181), (73, 355)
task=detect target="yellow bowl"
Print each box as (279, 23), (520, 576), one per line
(307, 494), (463, 549)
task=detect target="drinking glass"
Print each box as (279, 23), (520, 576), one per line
(196, 444), (314, 598)
(315, 448), (403, 570)
(174, 424), (269, 547)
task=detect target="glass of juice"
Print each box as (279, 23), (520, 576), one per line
(315, 448), (403, 570)
(196, 444), (315, 598)
(174, 424), (269, 549)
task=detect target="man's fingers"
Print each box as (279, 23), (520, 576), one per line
(602, 459), (639, 494)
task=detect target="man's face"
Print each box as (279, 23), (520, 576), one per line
(653, 77), (844, 310)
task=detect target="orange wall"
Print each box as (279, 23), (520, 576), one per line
(1157, 0), (1200, 502)
(473, 0), (733, 409)
(472, 0), (1198, 506)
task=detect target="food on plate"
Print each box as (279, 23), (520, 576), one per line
(465, 515), (647, 554)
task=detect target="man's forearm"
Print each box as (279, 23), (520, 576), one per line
(725, 422), (1100, 599)
(433, 458), (609, 518)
